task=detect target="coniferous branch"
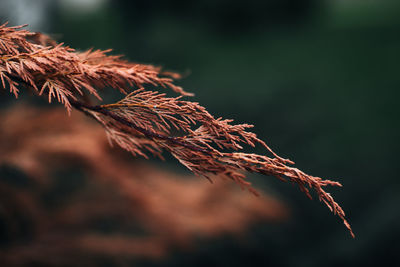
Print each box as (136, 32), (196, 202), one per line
(0, 23), (354, 237)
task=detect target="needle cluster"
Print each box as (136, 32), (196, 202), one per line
(0, 23), (354, 237)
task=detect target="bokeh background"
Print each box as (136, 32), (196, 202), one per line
(0, 0), (399, 266)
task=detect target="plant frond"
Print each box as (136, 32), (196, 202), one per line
(0, 23), (354, 237)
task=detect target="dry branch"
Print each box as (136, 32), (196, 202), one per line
(0, 23), (354, 237)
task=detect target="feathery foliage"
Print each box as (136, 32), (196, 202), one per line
(0, 23), (354, 237)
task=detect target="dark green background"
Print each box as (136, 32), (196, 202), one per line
(1, 0), (399, 266)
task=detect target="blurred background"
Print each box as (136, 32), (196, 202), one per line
(0, 0), (399, 266)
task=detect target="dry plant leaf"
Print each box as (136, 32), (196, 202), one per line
(0, 22), (353, 237)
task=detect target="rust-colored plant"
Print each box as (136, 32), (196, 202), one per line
(0, 23), (354, 237)
(0, 106), (287, 265)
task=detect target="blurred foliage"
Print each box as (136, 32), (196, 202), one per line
(1, 0), (399, 266)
